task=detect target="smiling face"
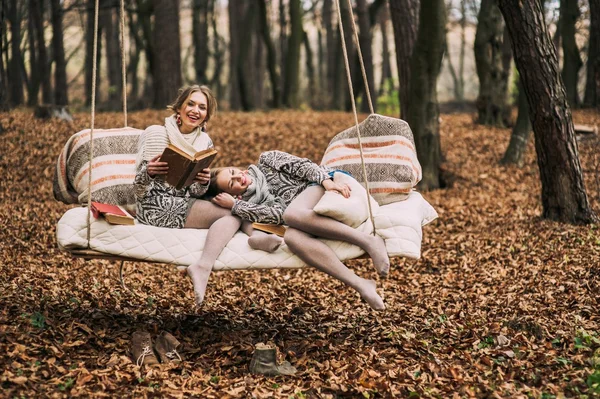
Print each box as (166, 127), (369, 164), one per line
(216, 168), (253, 196)
(177, 91), (208, 134)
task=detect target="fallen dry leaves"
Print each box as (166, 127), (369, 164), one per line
(0, 108), (599, 398)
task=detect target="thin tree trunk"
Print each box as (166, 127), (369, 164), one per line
(50, 0), (67, 105)
(406, 0), (446, 190)
(323, 0), (336, 108)
(8, 0), (24, 106)
(501, 78), (531, 166)
(137, 0), (154, 107)
(210, 0), (223, 99)
(257, 0), (281, 108)
(458, 0), (466, 100)
(560, 0), (582, 107)
(127, 11), (142, 105)
(303, 30), (315, 107)
(338, 0), (354, 111)
(498, 0), (597, 224)
(378, 4), (392, 96)
(279, 0), (287, 95)
(0, 0), (8, 110)
(228, 0), (244, 110)
(103, 0), (122, 109)
(28, 0), (40, 106)
(283, 0), (302, 108)
(389, 0), (419, 119)
(474, 0), (510, 127)
(356, 0), (376, 113)
(32, 0), (51, 104)
(85, 0), (102, 106)
(193, 0), (209, 84)
(584, 0), (599, 107)
(253, 8), (264, 109)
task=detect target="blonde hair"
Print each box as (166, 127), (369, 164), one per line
(167, 85), (217, 128)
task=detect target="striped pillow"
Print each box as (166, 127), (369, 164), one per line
(53, 127), (142, 212)
(320, 114), (421, 205)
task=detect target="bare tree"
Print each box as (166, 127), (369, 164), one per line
(50, 0), (67, 105)
(501, 78), (531, 166)
(356, 0), (376, 113)
(283, 0), (302, 107)
(7, 0), (24, 106)
(0, 0), (8, 110)
(193, 0), (210, 84)
(152, 0), (181, 108)
(560, 0), (582, 107)
(103, 0), (122, 109)
(258, 0), (281, 107)
(498, 0), (597, 224)
(584, 0), (599, 107)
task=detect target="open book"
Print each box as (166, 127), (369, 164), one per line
(160, 144), (218, 190)
(252, 222), (287, 237)
(91, 202), (135, 225)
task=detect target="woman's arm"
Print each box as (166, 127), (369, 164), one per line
(212, 193), (285, 224)
(259, 150), (331, 185)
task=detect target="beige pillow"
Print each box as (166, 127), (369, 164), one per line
(313, 172), (380, 228)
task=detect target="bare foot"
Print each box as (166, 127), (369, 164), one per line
(367, 234), (390, 277)
(186, 263), (212, 306)
(248, 233), (283, 253)
(356, 278), (385, 311)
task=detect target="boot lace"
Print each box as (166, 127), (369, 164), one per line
(136, 345), (153, 367)
(165, 349), (182, 362)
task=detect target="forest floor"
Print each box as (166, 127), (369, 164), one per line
(1, 108), (599, 398)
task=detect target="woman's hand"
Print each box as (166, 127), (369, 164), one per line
(212, 192), (237, 209)
(322, 178), (351, 198)
(194, 168), (211, 185)
(147, 154), (168, 177)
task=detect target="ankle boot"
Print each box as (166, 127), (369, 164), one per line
(154, 331), (183, 364)
(249, 343), (296, 376)
(131, 331), (159, 367)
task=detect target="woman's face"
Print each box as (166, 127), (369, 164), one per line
(178, 91), (208, 133)
(216, 168), (253, 196)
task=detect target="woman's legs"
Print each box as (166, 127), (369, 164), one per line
(283, 185), (390, 276)
(184, 200), (242, 305)
(240, 222), (283, 253)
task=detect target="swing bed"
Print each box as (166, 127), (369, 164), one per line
(54, 0), (438, 287)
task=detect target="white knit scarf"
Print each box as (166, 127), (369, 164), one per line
(164, 115), (209, 156)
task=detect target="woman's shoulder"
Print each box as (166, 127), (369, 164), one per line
(143, 124), (167, 136)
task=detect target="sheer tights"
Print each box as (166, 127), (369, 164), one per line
(282, 186), (388, 311)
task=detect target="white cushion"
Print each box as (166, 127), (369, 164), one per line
(313, 172), (380, 228)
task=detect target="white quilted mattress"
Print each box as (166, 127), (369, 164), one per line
(56, 192), (438, 270)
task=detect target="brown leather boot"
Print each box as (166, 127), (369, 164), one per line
(249, 343), (296, 376)
(131, 331), (159, 367)
(154, 331), (183, 364)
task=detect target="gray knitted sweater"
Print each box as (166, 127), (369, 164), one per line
(231, 151), (332, 224)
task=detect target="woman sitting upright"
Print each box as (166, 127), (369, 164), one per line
(210, 150), (389, 310)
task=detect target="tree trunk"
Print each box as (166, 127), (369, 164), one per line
(279, 0), (287, 95)
(136, 0), (154, 107)
(31, 0), (51, 104)
(406, 0), (445, 190)
(85, 0), (102, 106)
(560, 0), (582, 108)
(283, 0), (302, 108)
(338, 0), (354, 111)
(210, 0), (223, 99)
(7, 0), (24, 106)
(103, 0), (122, 109)
(501, 78), (531, 166)
(303, 30), (315, 107)
(152, 0), (181, 108)
(0, 0), (8, 111)
(127, 10), (142, 105)
(28, 0), (40, 106)
(322, 0), (336, 108)
(474, 0), (510, 127)
(254, 13), (265, 109)
(257, 0), (280, 107)
(389, 0), (419, 119)
(584, 0), (599, 107)
(498, 0), (597, 224)
(50, 0), (67, 105)
(193, 0), (209, 84)
(356, 0), (376, 113)
(378, 4), (392, 96)
(228, 0), (244, 110)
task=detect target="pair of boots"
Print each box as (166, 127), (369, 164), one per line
(131, 331), (183, 367)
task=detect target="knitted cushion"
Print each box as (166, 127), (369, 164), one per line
(53, 127), (142, 211)
(320, 114), (422, 205)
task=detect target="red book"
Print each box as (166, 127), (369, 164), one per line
(91, 202), (135, 225)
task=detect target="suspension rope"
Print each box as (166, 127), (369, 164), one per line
(334, 0), (376, 235)
(86, 0), (100, 248)
(345, 0), (374, 115)
(119, 0), (128, 126)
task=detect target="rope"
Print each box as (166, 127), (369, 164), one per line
(86, 0), (100, 248)
(345, 0), (374, 114)
(119, 0), (127, 126)
(334, 0), (376, 235)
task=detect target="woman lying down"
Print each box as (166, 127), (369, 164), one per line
(207, 150), (389, 311)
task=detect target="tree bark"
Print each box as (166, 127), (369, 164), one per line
(498, 0), (597, 224)
(257, 0), (280, 107)
(584, 0), (599, 107)
(474, 0), (510, 127)
(406, 0), (445, 190)
(279, 0), (287, 94)
(378, 4), (392, 96)
(228, 0), (244, 110)
(356, 0), (376, 113)
(283, 0), (302, 108)
(32, 0), (51, 104)
(152, 0), (181, 108)
(303, 29), (315, 107)
(322, 0), (336, 108)
(50, 0), (67, 105)
(27, 0), (40, 106)
(85, 0), (102, 106)
(210, 0), (223, 99)
(7, 0), (24, 106)
(501, 78), (531, 166)
(0, 0), (8, 110)
(103, 0), (122, 109)
(193, 0), (209, 84)
(389, 0), (419, 119)
(127, 10), (142, 105)
(560, 0), (582, 107)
